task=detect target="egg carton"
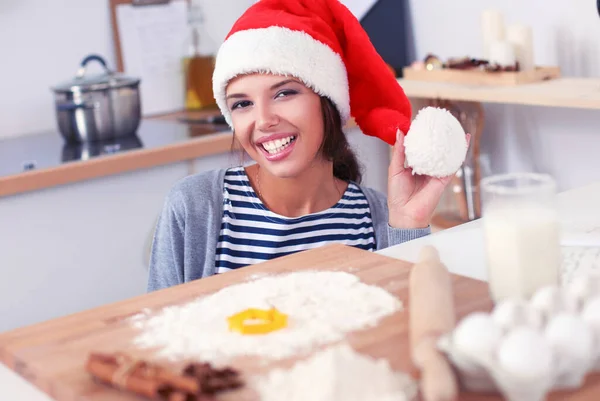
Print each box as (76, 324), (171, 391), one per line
(438, 272), (600, 401)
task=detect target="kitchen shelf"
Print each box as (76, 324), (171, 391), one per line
(398, 77), (600, 110)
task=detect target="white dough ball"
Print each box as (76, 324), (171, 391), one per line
(404, 107), (468, 178)
(545, 313), (594, 371)
(453, 312), (502, 362)
(498, 327), (552, 380)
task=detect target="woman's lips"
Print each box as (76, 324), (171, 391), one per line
(258, 137), (297, 162)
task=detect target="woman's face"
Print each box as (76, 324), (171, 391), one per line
(225, 73), (325, 178)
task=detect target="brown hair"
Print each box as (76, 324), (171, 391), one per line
(319, 97), (362, 183)
(230, 97), (363, 183)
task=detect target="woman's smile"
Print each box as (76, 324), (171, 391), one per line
(256, 133), (298, 161)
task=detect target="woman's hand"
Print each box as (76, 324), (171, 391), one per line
(387, 130), (471, 229)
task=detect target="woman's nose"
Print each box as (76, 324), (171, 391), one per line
(255, 103), (280, 131)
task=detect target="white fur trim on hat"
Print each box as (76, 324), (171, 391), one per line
(212, 26), (350, 127)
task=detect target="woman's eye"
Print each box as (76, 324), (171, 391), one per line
(231, 100), (252, 110)
(275, 89), (298, 98)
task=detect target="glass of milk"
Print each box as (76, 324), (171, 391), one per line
(481, 173), (561, 302)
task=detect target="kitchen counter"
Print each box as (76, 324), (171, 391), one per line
(2, 179), (599, 399)
(0, 113), (232, 198)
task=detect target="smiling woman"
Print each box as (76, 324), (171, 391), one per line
(223, 74), (361, 216)
(147, 0), (466, 291)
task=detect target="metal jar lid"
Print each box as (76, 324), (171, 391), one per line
(52, 54), (140, 93)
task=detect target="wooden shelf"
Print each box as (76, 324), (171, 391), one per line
(398, 77), (600, 110)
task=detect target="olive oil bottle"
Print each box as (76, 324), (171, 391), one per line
(183, 2), (216, 110)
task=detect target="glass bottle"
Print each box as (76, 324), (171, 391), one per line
(183, 2), (217, 110)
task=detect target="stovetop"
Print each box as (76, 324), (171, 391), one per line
(0, 120), (230, 178)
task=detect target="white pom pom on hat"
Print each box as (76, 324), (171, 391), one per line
(404, 107), (468, 178)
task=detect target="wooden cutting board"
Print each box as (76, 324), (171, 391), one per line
(0, 243), (598, 401)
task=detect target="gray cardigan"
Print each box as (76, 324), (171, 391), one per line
(147, 169), (430, 291)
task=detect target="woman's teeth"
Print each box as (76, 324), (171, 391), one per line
(261, 136), (296, 154)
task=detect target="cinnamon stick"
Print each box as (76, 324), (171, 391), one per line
(86, 353), (167, 398)
(85, 352), (242, 401)
(89, 353), (200, 392)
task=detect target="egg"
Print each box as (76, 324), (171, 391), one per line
(545, 313), (594, 374)
(581, 295), (600, 362)
(497, 327), (553, 381)
(530, 285), (566, 325)
(567, 273), (600, 312)
(492, 298), (542, 332)
(582, 296), (600, 327)
(592, 274), (600, 295)
(453, 312), (502, 363)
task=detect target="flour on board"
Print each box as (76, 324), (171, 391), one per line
(255, 343), (418, 401)
(131, 271), (402, 363)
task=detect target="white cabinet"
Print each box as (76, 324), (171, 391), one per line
(0, 154), (234, 333)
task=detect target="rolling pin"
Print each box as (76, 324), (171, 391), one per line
(409, 246), (458, 401)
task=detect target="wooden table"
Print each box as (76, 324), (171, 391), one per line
(1, 243), (599, 401)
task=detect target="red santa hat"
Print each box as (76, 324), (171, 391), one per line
(212, 0), (412, 145)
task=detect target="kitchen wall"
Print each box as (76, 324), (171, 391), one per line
(0, 0), (254, 139)
(408, 0), (600, 191)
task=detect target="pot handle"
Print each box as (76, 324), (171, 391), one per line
(76, 54), (111, 78)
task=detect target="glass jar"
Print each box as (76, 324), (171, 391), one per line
(481, 173), (561, 302)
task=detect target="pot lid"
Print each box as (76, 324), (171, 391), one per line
(52, 54), (140, 93)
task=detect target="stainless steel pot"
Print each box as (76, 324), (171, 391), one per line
(51, 54), (141, 143)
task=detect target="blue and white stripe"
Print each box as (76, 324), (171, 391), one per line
(214, 167), (376, 273)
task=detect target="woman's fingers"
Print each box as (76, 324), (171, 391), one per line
(389, 129), (407, 178)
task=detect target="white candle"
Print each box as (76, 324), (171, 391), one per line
(481, 10), (505, 60)
(488, 40), (516, 67)
(507, 24), (535, 71)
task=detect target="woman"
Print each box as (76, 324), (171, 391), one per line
(147, 0), (466, 291)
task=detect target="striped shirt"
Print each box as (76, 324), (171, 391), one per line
(214, 167), (376, 273)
